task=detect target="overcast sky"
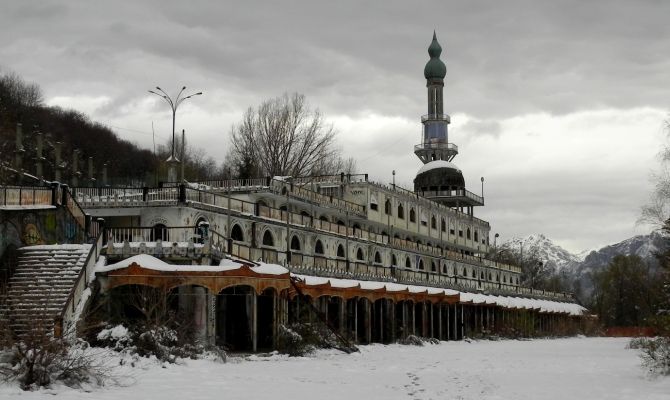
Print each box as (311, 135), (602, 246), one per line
(1, 0), (668, 252)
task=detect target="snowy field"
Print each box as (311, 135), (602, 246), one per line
(1, 337), (668, 400)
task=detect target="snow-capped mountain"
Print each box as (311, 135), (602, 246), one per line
(500, 232), (668, 299)
(499, 234), (581, 273)
(501, 232), (667, 275)
(574, 231), (667, 279)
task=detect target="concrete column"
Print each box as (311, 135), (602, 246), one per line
(437, 304), (442, 340)
(339, 298), (346, 336)
(54, 142), (62, 182)
(34, 129), (43, 180)
(14, 123), (24, 172)
(448, 304), (452, 340)
(388, 300), (396, 343)
(460, 304), (464, 340)
(193, 286), (208, 344)
(207, 290), (216, 346)
(353, 299), (358, 343)
(251, 290), (258, 352)
(88, 156), (95, 186)
(72, 149), (79, 186)
(401, 302), (408, 339)
(365, 299), (372, 344)
(101, 163), (108, 186)
(410, 303), (416, 336)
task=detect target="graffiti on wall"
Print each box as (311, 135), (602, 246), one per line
(21, 213), (44, 245)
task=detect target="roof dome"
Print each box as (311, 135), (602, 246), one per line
(414, 160), (465, 191)
(423, 32), (447, 80)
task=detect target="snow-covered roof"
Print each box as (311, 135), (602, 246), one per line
(293, 273), (585, 316)
(97, 254), (289, 275)
(417, 160), (461, 175)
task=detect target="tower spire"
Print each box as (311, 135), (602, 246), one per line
(415, 32), (456, 164)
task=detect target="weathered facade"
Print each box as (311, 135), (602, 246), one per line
(0, 34), (587, 351)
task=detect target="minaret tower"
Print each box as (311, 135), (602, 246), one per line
(413, 32), (484, 212)
(414, 31), (457, 163)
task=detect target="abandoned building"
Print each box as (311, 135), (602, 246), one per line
(0, 33), (587, 352)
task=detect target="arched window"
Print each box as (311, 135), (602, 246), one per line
(462, 268), (466, 276)
(431, 216), (436, 229)
(384, 199), (391, 215)
(442, 264), (447, 274)
(474, 230), (479, 242)
(300, 210), (311, 218)
(405, 257), (412, 269)
(231, 224), (244, 242)
(290, 235), (301, 251)
(441, 218), (446, 232)
(488, 273), (492, 281)
(418, 259), (424, 270)
(397, 203), (404, 219)
(356, 248), (365, 261)
(391, 254), (398, 266)
(480, 272), (485, 280)
(471, 269), (476, 278)
(337, 244), (345, 258)
(431, 261), (436, 272)
(262, 230), (274, 246)
(467, 228), (471, 240)
(409, 208), (416, 223)
(314, 239), (324, 255)
(374, 251), (382, 264)
(319, 215), (329, 222)
(503, 275), (507, 283)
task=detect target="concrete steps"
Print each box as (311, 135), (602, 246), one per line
(1, 244), (91, 338)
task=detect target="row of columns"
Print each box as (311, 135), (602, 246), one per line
(136, 286), (580, 353)
(11, 123), (108, 186)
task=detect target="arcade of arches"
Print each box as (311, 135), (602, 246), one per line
(96, 262), (585, 353)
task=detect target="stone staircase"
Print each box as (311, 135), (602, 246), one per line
(0, 244), (92, 338)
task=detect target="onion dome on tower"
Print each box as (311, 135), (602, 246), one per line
(423, 31), (447, 80)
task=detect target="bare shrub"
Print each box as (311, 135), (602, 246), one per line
(276, 323), (357, 356)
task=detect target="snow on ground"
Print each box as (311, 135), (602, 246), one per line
(1, 338), (668, 400)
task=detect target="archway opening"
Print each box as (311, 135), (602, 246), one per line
(231, 224), (244, 242)
(262, 230), (274, 246)
(217, 285), (255, 352)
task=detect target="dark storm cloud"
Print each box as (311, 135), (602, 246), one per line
(2, 0), (669, 119)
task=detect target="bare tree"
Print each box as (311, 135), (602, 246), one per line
(641, 118), (670, 228)
(230, 93), (342, 177)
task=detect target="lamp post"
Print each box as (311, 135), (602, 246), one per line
(480, 176), (484, 198)
(148, 86), (202, 161)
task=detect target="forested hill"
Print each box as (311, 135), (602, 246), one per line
(0, 71), (158, 186)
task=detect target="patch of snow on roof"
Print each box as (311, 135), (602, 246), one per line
(417, 160), (461, 175)
(251, 262), (289, 275)
(98, 254), (172, 272)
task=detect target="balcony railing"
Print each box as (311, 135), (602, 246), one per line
(421, 113), (451, 123)
(414, 142), (458, 153)
(418, 188), (484, 205)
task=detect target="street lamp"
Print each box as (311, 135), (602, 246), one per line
(480, 176), (484, 198)
(148, 86), (202, 160)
